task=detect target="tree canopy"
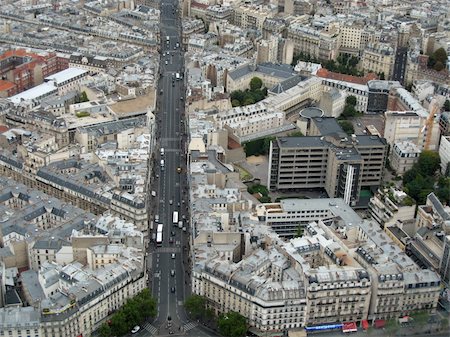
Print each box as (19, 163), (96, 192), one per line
(218, 311), (247, 337)
(243, 137), (274, 156)
(249, 77), (263, 91)
(338, 120), (355, 135)
(184, 295), (206, 319)
(345, 95), (357, 107)
(444, 100), (450, 112)
(428, 48), (448, 71)
(99, 289), (157, 337)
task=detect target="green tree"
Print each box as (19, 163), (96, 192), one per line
(385, 319), (399, 337)
(185, 295), (206, 319)
(288, 130), (304, 137)
(444, 100), (450, 111)
(249, 77), (263, 91)
(218, 312), (247, 337)
(436, 177), (450, 204)
(434, 61), (445, 71)
(79, 91), (89, 102)
(378, 72), (386, 80)
(242, 97), (255, 106)
(338, 120), (355, 135)
(295, 224), (304, 238)
(231, 99), (241, 107)
(440, 318), (449, 331)
(434, 47), (448, 64)
(402, 167), (418, 184)
(342, 104), (358, 118)
(411, 311), (429, 328)
(345, 95), (357, 107)
(417, 150), (441, 176)
(99, 323), (112, 337)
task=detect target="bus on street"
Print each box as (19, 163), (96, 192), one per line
(172, 211), (178, 225)
(156, 224), (163, 246)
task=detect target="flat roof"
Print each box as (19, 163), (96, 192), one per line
(45, 67), (88, 84)
(9, 82), (57, 104)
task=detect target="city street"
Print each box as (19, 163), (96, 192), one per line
(139, 0), (193, 336)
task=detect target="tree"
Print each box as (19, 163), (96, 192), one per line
(242, 97), (255, 106)
(295, 224), (304, 238)
(434, 47), (448, 64)
(342, 104), (358, 118)
(434, 61), (445, 72)
(288, 131), (304, 137)
(440, 318), (449, 331)
(411, 311), (429, 329)
(385, 319), (399, 337)
(444, 100), (450, 112)
(99, 323), (112, 337)
(231, 99), (241, 107)
(416, 150), (441, 177)
(185, 295), (206, 319)
(338, 120), (354, 135)
(249, 77), (263, 91)
(345, 95), (357, 107)
(79, 91), (89, 102)
(218, 312), (247, 337)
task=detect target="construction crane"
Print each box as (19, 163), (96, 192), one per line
(423, 103), (440, 150)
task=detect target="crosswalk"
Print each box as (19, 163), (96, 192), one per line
(143, 322), (158, 335)
(156, 247), (180, 253)
(182, 322), (198, 332)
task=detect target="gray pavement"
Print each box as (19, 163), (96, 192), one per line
(143, 0), (194, 336)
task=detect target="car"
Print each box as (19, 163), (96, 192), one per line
(168, 316), (172, 321)
(169, 237), (174, 243)
(171, 253), (176, 259)
(171, 270), (175, 276)
(171, 287), (176, 293)
(177, 202), (180, 207)
(172, 82), (175, 87)
(171, 231), (175, 236)
(169, 199), (173, 205)
(131, 326), (140, 334)
(165, 60), (168, 65)
(176, 167), (182, 173)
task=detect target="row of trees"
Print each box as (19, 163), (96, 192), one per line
(230, 77), (268, 107)
(185, 295), (248, 337)
(292, 52), (363, 76)
(98, 289), (157, 337)
(403, 151), (449, 205)
(337, 95), (358, 135)
(243, 136), (274, 157)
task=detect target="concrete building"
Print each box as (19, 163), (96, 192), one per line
(367, 80), (401, 114)
(318, 87), (345, 117)
(368, 188), (416, 228)
(232, 5), (276, 31)
(441, 235), (450, 285)
(287, 24), (339, 61)
(360, 43), (395, 79)
(439, 135), (450, 175)
(390, 141), (421, 174)
(416, 193), (450, 232)
(226, 63), (298, 93)
(44, 67), (89, 96)
(268, 120), (388, 206)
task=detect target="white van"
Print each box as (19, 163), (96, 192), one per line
(178, 221), (183, 229)
(160, 148), (165, 156)
(160, 159), (165, 167)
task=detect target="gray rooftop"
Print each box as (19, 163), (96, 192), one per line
(228, 62), (297, 81)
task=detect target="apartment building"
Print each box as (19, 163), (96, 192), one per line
(389, 141), (421, 174)
(441, 235), (450, 285)
(339, 23), (364, 54)
(368, 188), (416, 228)
(439, 136), (450, 175)
(0, 307), (42, 337)
(287, 24), (339, 61)
(268, 120), (387, 205)
(215, 103), (287, 143)
(0, 49), (67, 97)
(193, 249), (308, 333)
(233, 5), (275, 31)
(415, 193), (450, 231)
(361, 44), (395, 79)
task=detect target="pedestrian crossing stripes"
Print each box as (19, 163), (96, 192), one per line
(156, 247), (180, 253)
(143, 323), (157, 335)
(183, 322), (198, 332)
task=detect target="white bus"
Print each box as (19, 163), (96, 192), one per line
(156, 224), (163, 246)
(172, 211), (179, 225)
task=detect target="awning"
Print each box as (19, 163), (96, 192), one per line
(362, 320), (369, 330)
(374, 319), (386, 329)
(342, 322), (358, 333)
